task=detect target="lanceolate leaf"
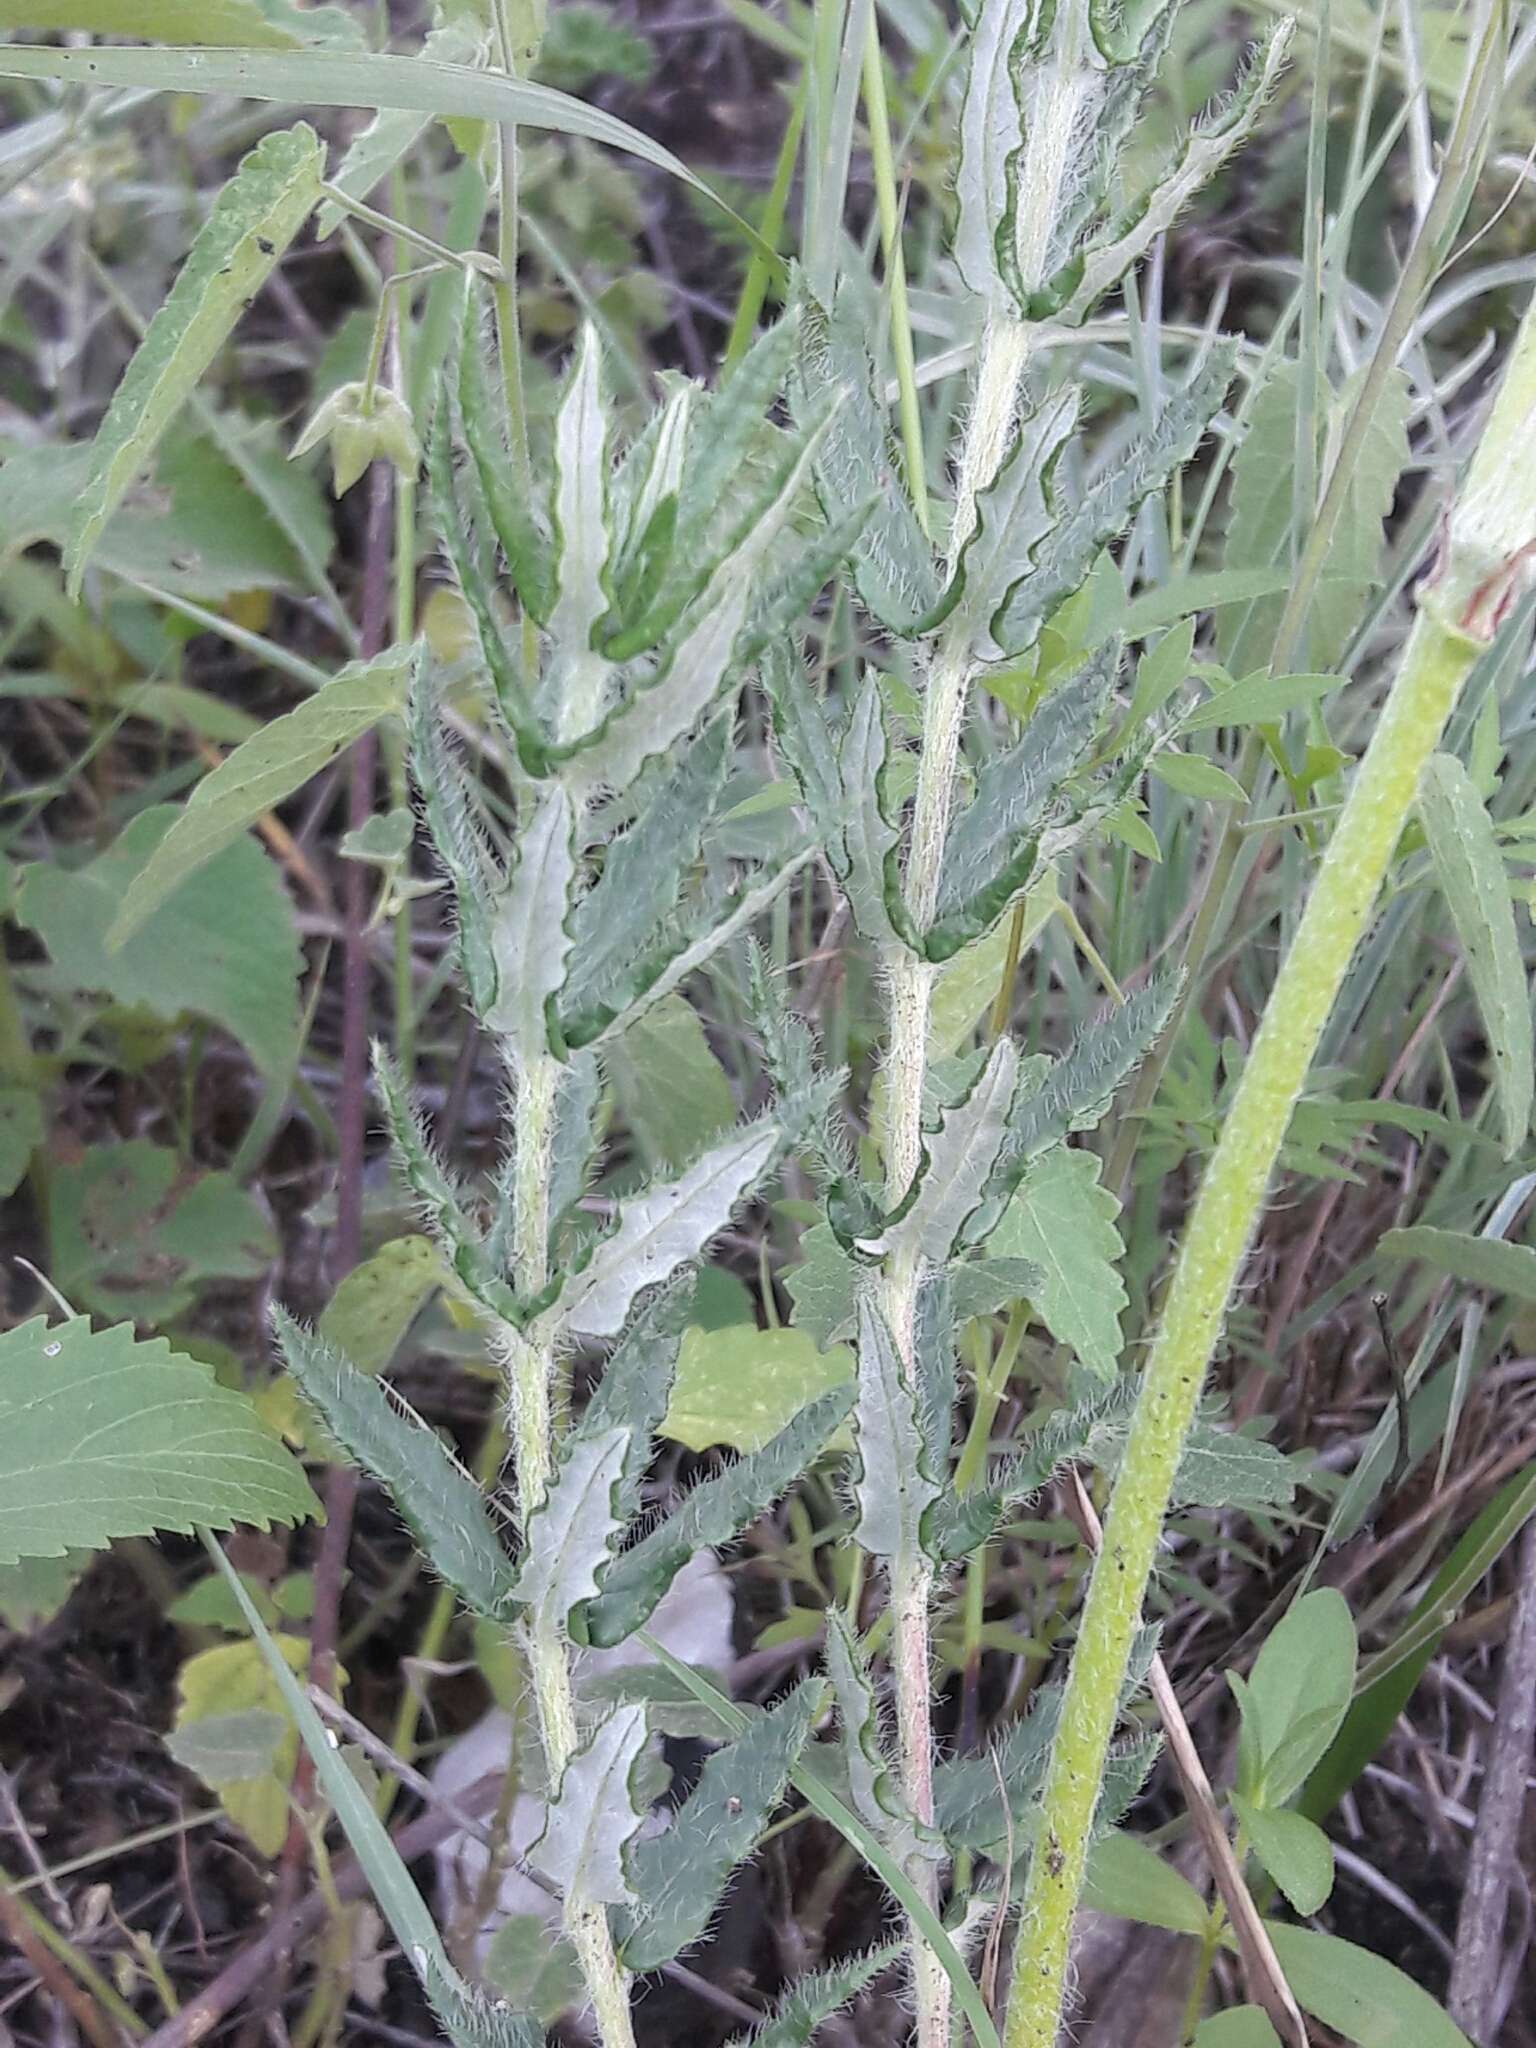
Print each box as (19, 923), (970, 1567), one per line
(0, 1318), (318, 1565)
(720, 1947), (900, 2048)
(407, 664), (500, 1020)
(792, 285), (942, 635)
(885, 1039), (1022, 1261)
(544, 325), (613, 733)
(578, 1277), (692, 1520)
(557, 1123), (779, 1340)
(990, 347), (1236, 658)
(109, 644), (408, 945)
(65, 123), (324, 592)
(852, 1294), (940, 1564)
(953, 0), (1048, 306)
(834, 675), (906, 948)
(619, 1683), (818, 1968)
(559, 717), (732, 1045)
(531, 1703), (648, 1907)
(824, 1612), (932, 1868)
(1418, 753), (1533, 1157)
(583, 1385), (853, 1647)
(513, 1426), (629, 1640)
(272, 1310), (513, 1620)
(458, 305), (556, 625)
(926, 648), (1117, 959)
(486, 783), (577, 1063)
(977, 971), (1179, 1226)
(955, 386), (1079, 644)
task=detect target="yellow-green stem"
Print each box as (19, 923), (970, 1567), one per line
(1003, 292), (1536, 2048)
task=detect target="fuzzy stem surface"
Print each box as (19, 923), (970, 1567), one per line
(1003, 295), (1536, 2048)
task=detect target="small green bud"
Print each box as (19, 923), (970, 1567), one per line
(291, 381), (421, 497)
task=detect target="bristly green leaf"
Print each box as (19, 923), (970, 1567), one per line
(852, 1294), (940, 1564)
(486, 783), (577, 1064)
(719, 1946), (899, 2048)
(429, 399), (548, 773)
(108, 644), (407, 946)
(1418, 753), (1533, 1157)
(458, 295), (556, 626)
(66, 123), (323, 593)
(271, 1309), (513, 1620)
(583, 1385), (854, 1647)
(764, 638), (842, 831)
(531, 1701), (648, 1908)
(883, 1040), (1022, 1261)
(974, 971), (1180, 1230)
(577, 1277), (692, 1525)
(925, 647), (1117, 960)
(824, 1612), (934, 1869)
(559, 717), (732, 1046)
(0, 1318), (318, 1566)
(407, 659), (501, 1019)
(792, 283), (943, 635)
(619, 1683), (818, 1968)
(953, 386), (1079, 645)
(831, 674), (908, 949)
(1060, 24), (1293, 324)
(989, 347), (1236, 659)
(556, 1122), (779, 1340)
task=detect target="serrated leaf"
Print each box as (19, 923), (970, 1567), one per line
(953, 0), (1048, 305)
(531, 1701), (648, 1907)
(932, 1682), (1059, 1853)
(272, 1310), (512, 1620)
(486, 782), (576, 1061)
(1170, 1419), (1296, 1512)
(989, 1144), (1126, 1378)
(1231, 1797), (1333, 1917)
(954, 386), (1079, 650)
(514, 1424), (629, 1640)
(720, 1946), (899, 2048)
(619, 1682), (817, 1967)
(406, 661), (502, 1016)
(926, 648), (1115, 958)
(108, 647), (408, 945)
(991, 348), (1236, 659)
(792, 285), (941, 634)
(583, 1385), (853, 1647)
(886, 1040), (1022, 1262)
(16, 805), (302, 1079)
(64, 123), (322, 590)
(975, 972), (1178, 1226)
(852, 1294), (940, 1563)
(823, 1612), (931, 1868)
(578, 1276), (692, 1519)
(0, 1318), (318, 1566)
(1418, 753), (1533, 1156)
(930, 1376), (1138, 1559)
(557, 1123), (778, 1340)
(559, 718), (732, 1045)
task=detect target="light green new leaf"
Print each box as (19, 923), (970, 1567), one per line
(1233, 1589), (1356, 1806)
(663, 1323), (853, 1453)
(1193, 2009), (1283, 2048)
(557, 1122), (778, 1340)
(65, 124), (324, 593)
(852, 1293), (939, 1563)
(991, 1145), (1125, 1378)
(1418, 752), (1533, 1155)
(606, 994), (735, 1169)
(620, 1683), (817, 1968)
(1377, 1226), (1536, 1303)
(0, 1318), (318, 1565)
(1231, 1797), (1333, 1917)
(1082, 1829), (1208, 1935)
(109, 647), (409, 945)
(1262, 1925), (1473, 2048)
(16, 806), (302, 1079)
(272, 1309), (513, 1621)
(532, 1702), (648, 1907)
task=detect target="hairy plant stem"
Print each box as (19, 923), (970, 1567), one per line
(878, 308), (1033, 2048)
(1002, 297), (1536, 2048)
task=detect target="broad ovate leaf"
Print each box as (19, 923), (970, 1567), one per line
(0, 1318), (318, 1565)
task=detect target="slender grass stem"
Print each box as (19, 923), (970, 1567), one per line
(1002, 294), (1536, 2048)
